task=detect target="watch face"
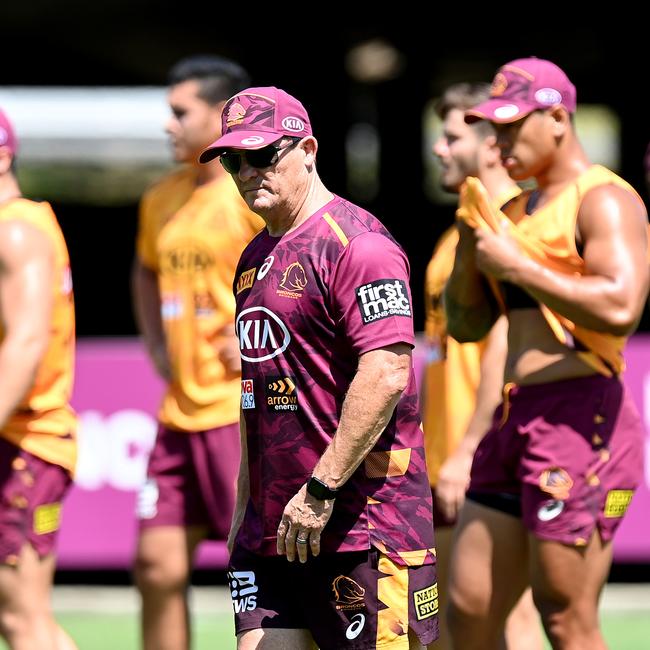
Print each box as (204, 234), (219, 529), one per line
(307, 477), (336, 500)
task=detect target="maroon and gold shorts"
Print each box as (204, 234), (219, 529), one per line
(137, 422), (240, 539)
(228, 544), (439, 649)
(468, 374), (644, 546)
(0, 438), (72, 564)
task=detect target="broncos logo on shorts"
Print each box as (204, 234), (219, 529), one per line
(332, 575), (366, 610)
(539, 467), (574, 500)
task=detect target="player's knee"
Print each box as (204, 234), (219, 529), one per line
(134, 552), (189, 594)
(533, 589), (595, 646)
(447, 589), (504, 647)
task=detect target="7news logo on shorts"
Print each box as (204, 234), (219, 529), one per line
(228, 571), (258, 613)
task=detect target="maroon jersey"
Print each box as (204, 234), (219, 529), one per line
(234, 196), (435, 567)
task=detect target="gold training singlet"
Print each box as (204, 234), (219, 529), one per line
(0, 199), (77, 473)
(457, 166), (646, 376)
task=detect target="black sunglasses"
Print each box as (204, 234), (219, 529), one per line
(220, 137), (302, 175)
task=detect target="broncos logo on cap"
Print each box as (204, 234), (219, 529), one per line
(225, 102), (246, 127)
(491, 72), (508, 97)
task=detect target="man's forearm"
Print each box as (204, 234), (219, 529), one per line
(311, 345), (410, 489)
(507, 256), (645, 335)
(131, 260), (167, 362)
(444, 276), (498, 343)
(444, 232), (499, 342)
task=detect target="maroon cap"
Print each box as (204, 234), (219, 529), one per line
(465, 57), (576, 124)
(0, 108), (17, 155)
(199, 86), (312, 163)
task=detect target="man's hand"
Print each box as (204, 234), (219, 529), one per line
(435, 447), (474, 521)
(276, 484), (335, 563)
(474, 221), (526, 281)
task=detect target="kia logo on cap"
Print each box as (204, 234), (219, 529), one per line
(282, 116), (305, 132)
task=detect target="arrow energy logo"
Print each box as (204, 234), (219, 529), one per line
(265, 376), (298, 412)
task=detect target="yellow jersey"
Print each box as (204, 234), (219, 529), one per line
(137, 167), (264, 431)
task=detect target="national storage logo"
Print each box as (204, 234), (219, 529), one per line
(413, 583), (439, 621)
(355, 279), (412, 324)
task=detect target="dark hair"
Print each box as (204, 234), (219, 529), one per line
(168, 55), (250, 106)
(434, 82), (494, 138)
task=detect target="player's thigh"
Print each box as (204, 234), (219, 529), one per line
(0, 545), (56, 611)
(237, 627), (316, 650)
(529, 532), (612, 614)
(449, 499), (528, 613)
(432, 525), (453, 600)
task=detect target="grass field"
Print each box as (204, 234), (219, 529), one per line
(0, 611), (644, 649)
(0, 585), (647, 649)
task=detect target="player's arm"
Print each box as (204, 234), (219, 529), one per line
(474, 185), (649, 335)
(228, 408), (250, 554)
(277, 342), (411, 563)
(444, 221), (500, 342)
(435, 315), (507, 520)
(315, 342), (411, 486)
(277, 231), (416, 563)
(131, 257), (170, 381)
(0, 221), (54, 429)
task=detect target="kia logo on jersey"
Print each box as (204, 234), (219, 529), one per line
(236, 306), (291, 362)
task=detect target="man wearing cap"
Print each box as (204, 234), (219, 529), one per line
(201, 86), (438, 649)
(0, 108), (78, 649)
(131, 56), (263, 650)
(444, 57), (649, 648)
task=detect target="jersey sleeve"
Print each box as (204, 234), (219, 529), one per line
(330, 231), (415, 355)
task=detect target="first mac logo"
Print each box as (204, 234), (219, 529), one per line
(355, 279), (412, 324)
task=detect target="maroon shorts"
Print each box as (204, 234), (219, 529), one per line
(468, 374), (644, 546)
(0, 438), (72, 564)
(228, 544), (438, 649)
(137, 422), (240, 540)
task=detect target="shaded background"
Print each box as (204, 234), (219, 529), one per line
(3, 4), (649, 335)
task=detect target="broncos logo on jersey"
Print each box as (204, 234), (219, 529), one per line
(277, 261), (307, 297)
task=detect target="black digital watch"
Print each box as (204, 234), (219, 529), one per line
(306, 476), (339, 500)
